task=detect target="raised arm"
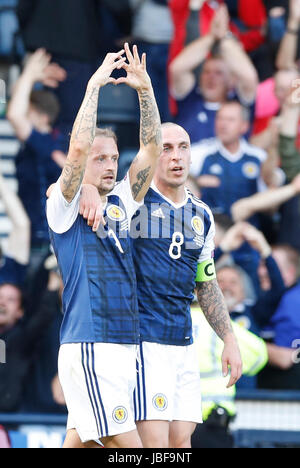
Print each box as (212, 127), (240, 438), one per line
(7, 48), (66, 141)
(196, 278), (242, 387)
(219, 34), (258, 103)
(266, 343), (295, 370)
(231, 176), (300, 222)
(276, 0), (300, 70)
(169, 34), (215, 99)
(278, 83), (300, 181)
(116, 43), (162, 202)
(168, 6), (227, 99)
(59, 50), (126, 203)
(0, 173), (30, 265)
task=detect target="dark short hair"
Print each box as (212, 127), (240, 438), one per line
(30, 90), (60, 126)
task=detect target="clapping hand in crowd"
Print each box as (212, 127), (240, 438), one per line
(219, 222), (272, 259)
(210, 3), (230, 41)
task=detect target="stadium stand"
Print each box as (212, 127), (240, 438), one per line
(0, 117), (20, 241)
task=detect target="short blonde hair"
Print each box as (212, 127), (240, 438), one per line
(94, 127), (118, 145)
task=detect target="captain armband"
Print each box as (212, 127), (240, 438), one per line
(196, 259), (216, 282)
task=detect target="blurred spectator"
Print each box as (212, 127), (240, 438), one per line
(0, 170), (30, 290)
(190, 101), (271, 227)
(169, 3), (258, 143)
(259, 1), (288, 78)
(258, 245), (300, 390)
(7, 49), (66, 261)
(216, 225), (287, 389)
(231, 173), (300, 222)
(217, 264), (260, 335)
(250, 69), (298, 186)
(276, 0), (300, 71)
(17, 0), (132, 139)
(251, 0), (300, 169)
(130, 0), (173, 121)
(0, 0), (23, 61)
(231, 173), (300, 246)
(191, 305), (268, 448)
(215, 220), (285, 301)
(277, 84), (300, 250)
(270, 244), (299, 287)
(169, 0), (267, 64)
(0, 171), (58, 412)
(22, 263), (65, 414)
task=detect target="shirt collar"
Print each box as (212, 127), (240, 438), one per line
(151, 182), (189, 209)
(217, 139), (246, 162)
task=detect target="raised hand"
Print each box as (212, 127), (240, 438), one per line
(289, 0), (300, 24)
(242, 224), (271, 259)
(88, 50), (126, 89)
(114, 43), (152, 91)
(210, 4), (230, 41)
(219, 222), (248, 253)
(24, 48), (66, 87)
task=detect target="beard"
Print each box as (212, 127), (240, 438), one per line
(222, 291), (240, 312)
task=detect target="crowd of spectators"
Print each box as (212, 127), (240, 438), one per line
(0, 0), (300, 427)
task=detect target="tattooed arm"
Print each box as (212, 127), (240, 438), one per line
(196, 279), (243, 388)
(116, 43), (162, 202)
(60, 50), (126, 203)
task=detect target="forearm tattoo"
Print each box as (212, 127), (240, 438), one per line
(62, 86), (99, 202)
(130, 90), (162, 199)
(61, 160), (85, 202)
(196, 279), (234, 341)
(72, 87), (98, 146)
(131, 166), (151, 199)
(139, 90), (162, 147)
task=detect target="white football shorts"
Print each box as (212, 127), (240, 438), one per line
(58, 342), (138, 443)
(134, 342), (203, 423)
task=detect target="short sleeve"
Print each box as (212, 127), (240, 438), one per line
(46, 181), (81, 234)
(197, 209), (215, 264)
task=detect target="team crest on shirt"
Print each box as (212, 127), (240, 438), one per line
(153, 394), (168, 411)
(197, 111), (208, 123)
(112, 406), (128, 424)
(191, 216), (204, 236)
(242, 162), (259, 179)
(107, 205), (126, 222)
(210, 164), (223, 175)
(235, 315), (251, 330)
